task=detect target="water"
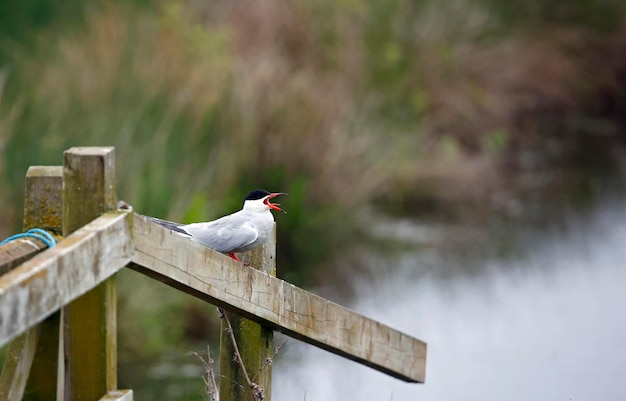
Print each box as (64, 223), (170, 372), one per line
(273, 197), (626, 401)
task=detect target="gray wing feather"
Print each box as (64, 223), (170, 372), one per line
(183, 216), (258, 253)
(145, 216), (190, 236)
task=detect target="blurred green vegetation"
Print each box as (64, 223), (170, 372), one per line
(1, 0), (625, 398)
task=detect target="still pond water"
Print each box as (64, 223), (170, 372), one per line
(273, 195), (626, 401)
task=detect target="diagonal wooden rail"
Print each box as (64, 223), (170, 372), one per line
(1, 210), (426, 383)
(131, 214), (426, 382)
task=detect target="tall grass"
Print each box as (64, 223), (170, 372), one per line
(2, 0), (625, 274)
(0, 1), (391, 284)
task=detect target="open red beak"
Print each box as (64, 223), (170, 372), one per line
(264, 192), (287, 213)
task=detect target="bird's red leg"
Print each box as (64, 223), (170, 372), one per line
(228, 252), (250, 266)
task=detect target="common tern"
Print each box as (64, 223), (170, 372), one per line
(147, 189), (286, 263)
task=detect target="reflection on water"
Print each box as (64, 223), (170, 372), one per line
(274, 197), (626, 401)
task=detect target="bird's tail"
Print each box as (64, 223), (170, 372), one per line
(144, 216), (189, 235)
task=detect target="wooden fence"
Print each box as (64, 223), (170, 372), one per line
(0, 147), (426, 401)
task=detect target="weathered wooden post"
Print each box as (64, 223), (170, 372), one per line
(63, 147), (118, 400)
(219, 226), (276, 401)
(23, 167), (65, 401)
(22, 166), (64, 237)
(0, 166), (63, 400)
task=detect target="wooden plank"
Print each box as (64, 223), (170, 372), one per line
(63, 146), (119, 400)
(0, 324), (41, 401)
(98, 389), (134, 401)
(23, 312), (63, 401)
(219, 226), (275, 401)
(130, 214), (427, 383)
(0, 239), (47, 276)
(0, 212), (131, 348)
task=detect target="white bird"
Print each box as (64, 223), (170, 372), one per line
(147, 189), (286, 263)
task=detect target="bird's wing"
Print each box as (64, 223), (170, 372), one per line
(145, 216), (190, 236)
(183, 216), (258, 253)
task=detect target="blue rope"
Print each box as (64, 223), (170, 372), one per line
(1, 228), (56, 248)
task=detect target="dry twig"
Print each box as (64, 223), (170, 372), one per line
(251, 338), (289, 382)
(217, 307), (289, 401)
(187, 346), (219, 401)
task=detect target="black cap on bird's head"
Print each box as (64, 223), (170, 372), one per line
(245, 189), (287, 213)
(245, 189), (272, 200)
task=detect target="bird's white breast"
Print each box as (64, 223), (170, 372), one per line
(237, 210), (275, 252)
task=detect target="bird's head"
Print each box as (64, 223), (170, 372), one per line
(244, 189), (287, 213)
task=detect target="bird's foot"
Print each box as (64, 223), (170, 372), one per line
(228, 252), (250, 266)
